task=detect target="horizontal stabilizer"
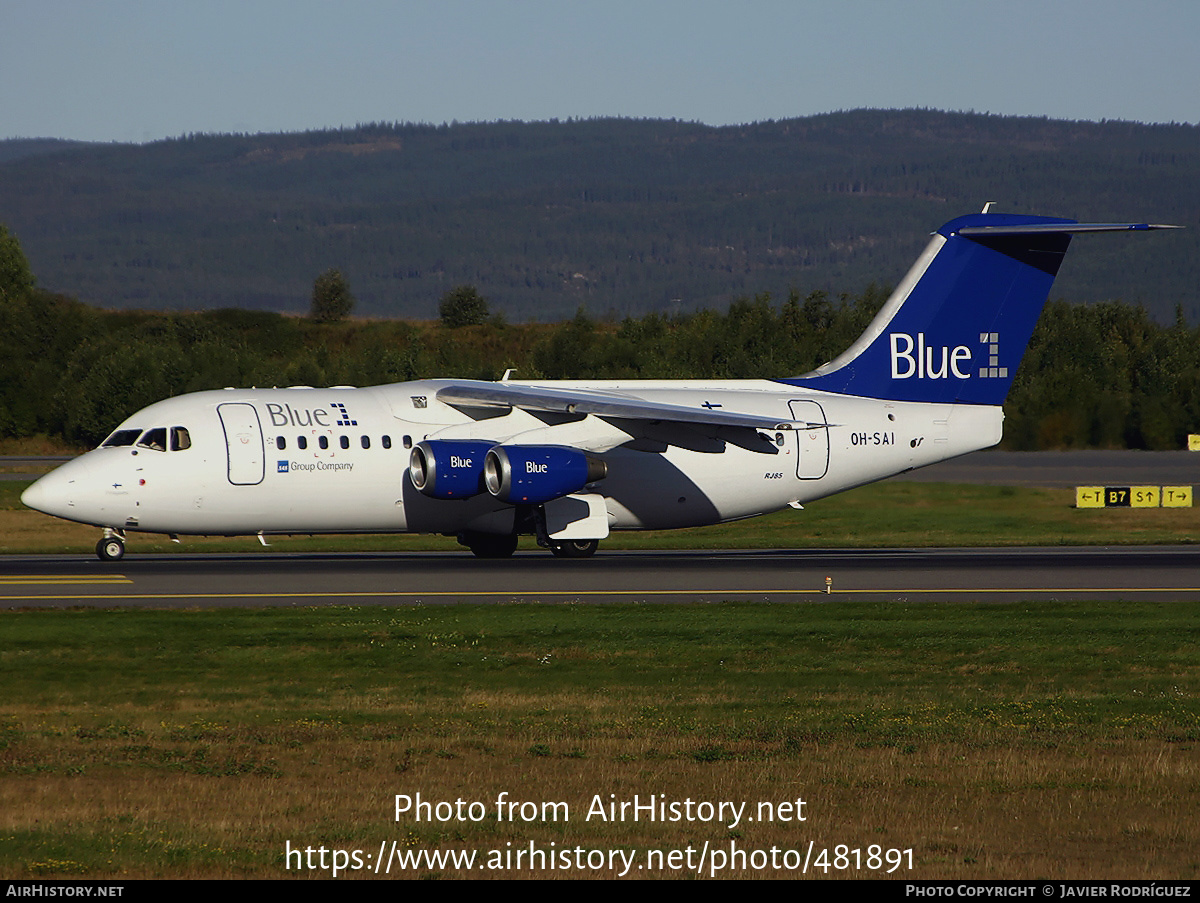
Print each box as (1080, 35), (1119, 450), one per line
(957, 222), (1180, 235)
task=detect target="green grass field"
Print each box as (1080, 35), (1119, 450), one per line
(1, 600), (1197, 879)
(2, 480), (1198, 554)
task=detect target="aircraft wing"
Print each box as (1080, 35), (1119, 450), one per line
(434, 380), (814, 431)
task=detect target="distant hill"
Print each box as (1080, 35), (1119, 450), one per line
(0, 137), (95, 164)
(2, 110), (1196, 322)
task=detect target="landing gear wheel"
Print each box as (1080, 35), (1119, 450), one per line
(462, 531), (518, 559)
(549, 539), (599, 558)
(96, 536), (125, 562)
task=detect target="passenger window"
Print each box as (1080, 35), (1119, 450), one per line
(170, 427), (192, 451)
(276, 435), (286, 451)
(382, 435), (392, 449)
(339, 435), (349, 450)
(136, 427), (167, 452)
(102, 429), (142, 448)
(402, 435), (412, 449)
(297, 436), (308, 450)
(361, 436), (370, 449)
(319, 436), (329, 450)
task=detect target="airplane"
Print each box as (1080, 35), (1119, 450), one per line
(21, 208), (1177, 561)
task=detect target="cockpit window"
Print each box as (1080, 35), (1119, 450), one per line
(102, 429), (142, 448)
(170, 427), (191, 451)
(136, 427), (168, 452)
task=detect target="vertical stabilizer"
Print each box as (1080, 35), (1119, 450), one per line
(785, 213), (1174, 405)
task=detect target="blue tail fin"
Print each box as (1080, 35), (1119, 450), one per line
(784, 212), (1175, 405)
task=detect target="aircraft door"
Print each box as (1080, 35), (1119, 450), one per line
(217, 402), (265, 485)
(788, 400), (830, 480)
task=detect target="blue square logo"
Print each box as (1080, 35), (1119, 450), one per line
(277, 460), (289, 473)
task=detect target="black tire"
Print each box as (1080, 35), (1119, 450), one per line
(96, 537), (125, 562)
(549, 538), (599, 558)
(464, 531), (518, 559)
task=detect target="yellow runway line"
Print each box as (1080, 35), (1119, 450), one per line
(0, 574), (132, 585)
(3, 587), (1200, 602)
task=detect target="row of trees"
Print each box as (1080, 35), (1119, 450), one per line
(309, 270), (491, 328)
(2, 224), (1197, 450)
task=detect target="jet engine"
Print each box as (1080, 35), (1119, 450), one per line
(483, 445), (607, 505)
(409, 439), (495, 499)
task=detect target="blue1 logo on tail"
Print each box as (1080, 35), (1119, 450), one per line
(888, 332), (1006, 381)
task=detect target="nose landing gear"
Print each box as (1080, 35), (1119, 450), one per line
(96, 530), (126, 561)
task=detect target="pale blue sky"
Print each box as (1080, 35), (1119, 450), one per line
(3, 0), (1197, 143)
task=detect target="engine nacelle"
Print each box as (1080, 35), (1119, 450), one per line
(483, 445), (607, 505)
(409, 439), (495, 499)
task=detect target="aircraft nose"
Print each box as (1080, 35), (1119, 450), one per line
(21, 472), (61, 516)
(21, 458), (87, 519)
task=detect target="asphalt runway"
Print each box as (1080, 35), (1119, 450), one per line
(888, 449), (1199, 487)
(2, 546), (1199, 608)
(5, 451), (1197, 608)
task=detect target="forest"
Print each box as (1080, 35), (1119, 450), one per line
(1, 224), (1196, 452)
(1, 110), (1197, 323)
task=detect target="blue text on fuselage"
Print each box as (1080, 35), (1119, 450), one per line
(265, 402), (331, 428)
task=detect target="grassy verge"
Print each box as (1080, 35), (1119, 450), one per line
(0, 436), (86, 456)
(3, 481), (1197, 555)
(1, 601), (1197, 878)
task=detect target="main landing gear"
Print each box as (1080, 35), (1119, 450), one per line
(457, 532), (601, 559)
(458, 530), (520, 559)
(96, 530), (126, 561)
(549, 539), (599, 558)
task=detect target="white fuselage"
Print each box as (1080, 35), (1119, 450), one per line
(23, 380), (1003, 538)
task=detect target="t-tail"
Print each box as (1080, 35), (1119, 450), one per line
(784, 210), (1179, 405)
